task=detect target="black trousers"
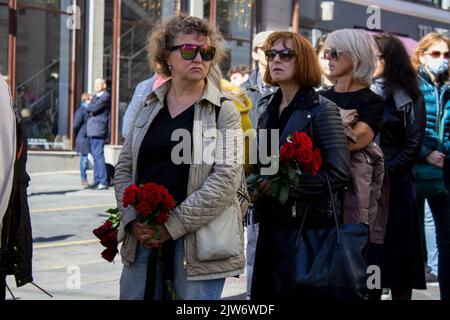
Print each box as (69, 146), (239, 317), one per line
(0, 273), (6, 300)
(417, 160), (450, 300)
(417, 193), (450, 300)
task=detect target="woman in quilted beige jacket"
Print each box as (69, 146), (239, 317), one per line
(115, 14), (245, 300)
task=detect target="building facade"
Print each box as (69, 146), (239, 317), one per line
(0, 0), (449, 154)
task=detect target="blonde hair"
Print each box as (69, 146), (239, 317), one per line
(147, 14), (225, 77)
(412, 32), (449, 71)
(324, 29), (377, 86)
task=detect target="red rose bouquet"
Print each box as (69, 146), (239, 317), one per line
(93, 182), (178, 298)
(93, 183), (176, 261)
(123, 182), (177, 299)
(93, 207), (120, 262)
(122, 183), (176, 238)
(248, 131), (322, 204)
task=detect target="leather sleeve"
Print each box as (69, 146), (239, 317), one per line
(289, 103), (350, 198)
(388, 96), (426, 175)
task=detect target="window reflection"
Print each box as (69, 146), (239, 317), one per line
(216, 0), (253, 75)
(18, 0), (62, 10)
(16, 3), (72, 150)
(105, 0), (163, 144)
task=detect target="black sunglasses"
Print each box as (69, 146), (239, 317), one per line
(323, 48), (344, 60)
(170, 44), (216, 61)
(265, 49), (296, 62)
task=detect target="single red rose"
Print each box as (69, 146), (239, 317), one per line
(279, 142), (296, 163)
(291, 132), (313, 149)
(93, 220), (113, 240)
(296, 147), (314, 166)
(100, 230), (118, 248)
(309, 149), (322, 175)
(136, 201), (152, 216)
(156, 212), (169, 225)
(101, 246), (118, 262)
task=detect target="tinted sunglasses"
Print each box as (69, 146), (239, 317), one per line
(265, 49), (296, 62)
(323, 48), (344, 60)
(425, 50), (450, 59)
(170, 44), (216, 61)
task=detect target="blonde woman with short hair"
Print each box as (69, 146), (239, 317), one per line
(321, 28), (385, 152)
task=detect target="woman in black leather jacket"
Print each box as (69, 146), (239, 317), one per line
(250, 32), (350, 300)
(371, 34), (427, 300)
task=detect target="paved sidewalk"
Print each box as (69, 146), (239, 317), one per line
(4, 171), (439, 300)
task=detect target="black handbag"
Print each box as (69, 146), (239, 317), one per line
(288, 174), (370, 300)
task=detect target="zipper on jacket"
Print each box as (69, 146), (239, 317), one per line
(183, 238), (187, 270)
(435, 87), (441, 134)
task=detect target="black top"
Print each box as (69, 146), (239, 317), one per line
(137, 102), (195, 205)
(320, 87), (385, 136)
(266, 89), (295, 134)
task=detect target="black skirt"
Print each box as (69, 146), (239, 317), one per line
(379, 173), (426, 289)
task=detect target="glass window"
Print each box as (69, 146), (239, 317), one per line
(111, 0), (163, 144)
(18, 0), (64, 10)
(0, 5), (8, 76)
(223, 40), (251, 77)
(216, 0), (254, 76)
(16, 3), (72, 150)
(118, 2), (155, 144)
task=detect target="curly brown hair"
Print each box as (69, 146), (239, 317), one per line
(147, 14), (225, 77)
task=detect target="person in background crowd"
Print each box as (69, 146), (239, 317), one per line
(74, 93), (92, 187)
(0, 74), (33, 300)
(227, 64), (250, 87)
(320, 29), (388, 299)
(371, 33), (427, 300)
(424, 200), (439, 282)
(86, 78), (111, 191)
(321, 29), (385, 154)
(241, 29), (276, 300)
(122, 73), (169, 139)
(251, 31), (350, 300)
(242, 30), (277, 127)
(314, 34), (335, 89)
(115, 14), (244, 300)
(412, 32), (450, 300)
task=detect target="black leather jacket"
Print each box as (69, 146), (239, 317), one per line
(253, 88), (350, 228)
(379, 94), (426, 184)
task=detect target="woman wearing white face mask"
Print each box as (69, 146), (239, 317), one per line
(412, 32), (450, 300)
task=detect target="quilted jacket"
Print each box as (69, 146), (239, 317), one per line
(114, 79), (245, 280)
